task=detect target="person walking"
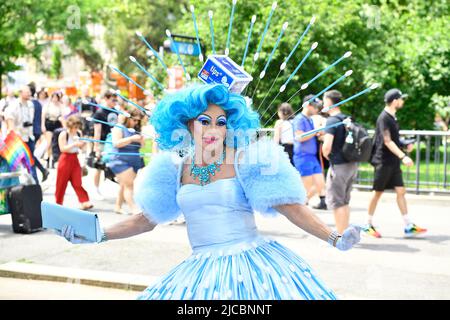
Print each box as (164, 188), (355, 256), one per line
(322, 90), (359, 233)
(364, 89), (427, 238)
(55, 84), (361, 300)
(91, 90), (119, 200)
(28, 83), (49, 182)
(293, 95), (327, 209)
(107, 109), (145, 215)
(42, 91), (64, 168)
(4, 85), (39, 183)
(55, 115), (93, 210)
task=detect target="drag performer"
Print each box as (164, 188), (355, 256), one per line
(59, 84), (361, 300)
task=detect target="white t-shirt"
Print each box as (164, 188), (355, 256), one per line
(280, 120), (294, 144)
(43, 102), (63, 121)
(4, 99), (34, 142)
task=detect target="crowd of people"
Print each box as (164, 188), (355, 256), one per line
(274, 88), (428, 238)
(0, 83), (155, 213)
(0, 81), (433, 237)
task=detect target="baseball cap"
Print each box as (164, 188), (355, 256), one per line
(384, 88), (408, 104)
(303, 94), (323, 108)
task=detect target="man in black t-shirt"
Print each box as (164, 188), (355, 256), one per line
(365, 88), (427, 238)
(322, 90), (359, 234)
(92, 91), (119, 200)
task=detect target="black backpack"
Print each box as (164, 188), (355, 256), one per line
(339, 116), (373, 162)
(51, 128), (81, 162)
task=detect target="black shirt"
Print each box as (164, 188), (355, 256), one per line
(371, 110), (401, 166)
(76, 97), (98, 113)
(325, 113), (349, 165)
(93, 109), (118, 141)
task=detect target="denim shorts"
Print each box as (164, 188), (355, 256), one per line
(108, 158), (144, 175)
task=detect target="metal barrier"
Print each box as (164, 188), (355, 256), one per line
(258, 128), (450, 194)
(356, 130), (450, 194)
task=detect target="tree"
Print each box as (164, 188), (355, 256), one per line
(121, 0), (448, 130)
(0, 0), (109, 94)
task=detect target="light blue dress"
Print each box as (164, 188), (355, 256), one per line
(136, 144), (337, 300)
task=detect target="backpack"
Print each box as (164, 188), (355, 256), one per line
(338, 116), (373, 162)
(51, 128), (81, 162)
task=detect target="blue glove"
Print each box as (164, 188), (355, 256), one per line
(57, 225), (96, 244)
(335, 224), (361, 251)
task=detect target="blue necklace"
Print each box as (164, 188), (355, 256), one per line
(190, 150), (226, 186)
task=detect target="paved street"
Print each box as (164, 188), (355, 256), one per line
(1, 167), (449, 299)
(0, 277), (139, 300)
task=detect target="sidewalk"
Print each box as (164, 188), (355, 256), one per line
(0, 166), (449, 299)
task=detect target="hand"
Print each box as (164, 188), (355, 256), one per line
(335, 224), (361, 251)
(57, 225), (95, 244)
(402, 156), (414, 167)
(131, 134), (143, 142)
(406, 144), (414, 153)
(75, 141), (85, 148)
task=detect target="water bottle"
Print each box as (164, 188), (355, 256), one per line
(346, 132), (354, 144)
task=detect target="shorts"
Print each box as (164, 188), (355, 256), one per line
(326, 162), (358, 209)
(45, 119), (62, 132)
(108, 158), (144, 175)
(293, 154), (323, 177)
(372, 164), (404, 191)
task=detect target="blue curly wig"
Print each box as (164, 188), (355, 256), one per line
(151, 84), (261, 151)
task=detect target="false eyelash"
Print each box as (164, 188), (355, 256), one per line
(216, 115), (227, 124)
(196, 115), (212, 125)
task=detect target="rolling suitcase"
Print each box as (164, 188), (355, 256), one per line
(8, 184), (43, 233)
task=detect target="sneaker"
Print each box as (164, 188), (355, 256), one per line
(312, 202), (328, 210)
(404, 223), (427, 238)
(363, 224), (382, 238)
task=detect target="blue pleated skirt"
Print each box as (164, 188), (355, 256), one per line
(137, 237), (337, 300)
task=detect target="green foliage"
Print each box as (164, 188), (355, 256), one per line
(432, 93), (450, 127)
(0, 0), (108, 92)
(160, 0), (449, 130)
(50, 44), (62, 79)
(2, 0), (448, 131)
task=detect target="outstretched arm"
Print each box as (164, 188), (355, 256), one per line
(275, 203), (332, 242)
(274, 203), (361, 250)
(103, 213), (156, 240)
(60, 213), (157, 244)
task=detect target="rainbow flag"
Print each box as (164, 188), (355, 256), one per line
(0, 131), (35, 173)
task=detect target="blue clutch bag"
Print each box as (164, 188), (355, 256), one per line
(41, 202), (101, 242)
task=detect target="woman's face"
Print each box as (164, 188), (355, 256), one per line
(51, 94), (60, 104)
(38, 92), (47, 100)
(127, 116), (142, 129)
(189, 104), (227, 150)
